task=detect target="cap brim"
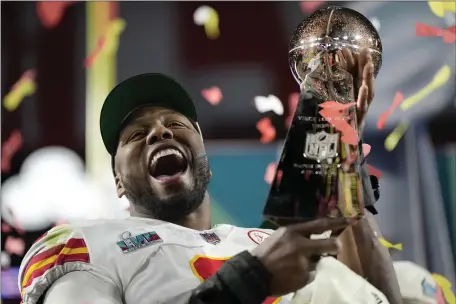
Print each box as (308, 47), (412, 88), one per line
(100, 73), (197, 155)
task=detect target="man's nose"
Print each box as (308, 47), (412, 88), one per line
(146, 124), (173, 144)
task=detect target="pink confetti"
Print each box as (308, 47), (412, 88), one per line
(318, 101), (358, 145)
(85, 36), (107, 68)
(377, 92), (404, 130)
(362, 144), (371, 157)
(285, 93), (299, 128)
(299, 1), (325, 13)
(256, 118), (276, 143)
(1, 223), (12, 233)
(264, 162), (277, 184)
(4, 236), (25, 256)
(36, 1), (75, 29)
(368, 164), (382, 178)
(416, 22), (456, 44)
(201, 86), (223, 105)
(1, 130), (23, 173)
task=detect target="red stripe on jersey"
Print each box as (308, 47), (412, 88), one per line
(23, 252), (89, 289)
(65, 238), (87, 249)
(23, 245), (65, 275)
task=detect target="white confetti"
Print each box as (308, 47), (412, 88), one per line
(193, 6), (212, 26)
(1, 251), (11, 268)
(254, 94), (284, 116)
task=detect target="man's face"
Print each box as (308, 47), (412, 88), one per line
(114, 106), (211, 221)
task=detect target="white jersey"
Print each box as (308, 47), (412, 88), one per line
(393, 261), (446, 304)
(19, 217), (388, 304)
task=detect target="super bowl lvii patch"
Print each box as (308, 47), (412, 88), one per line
(117, 231), (163, 253)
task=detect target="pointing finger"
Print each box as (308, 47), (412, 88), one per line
(341, 48), (356, 74)
(301, 238), (342, 256)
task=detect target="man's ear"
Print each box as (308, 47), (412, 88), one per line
(115, 173), (126, 198)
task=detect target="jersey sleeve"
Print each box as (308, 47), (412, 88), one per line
(19, 224), (101, 304)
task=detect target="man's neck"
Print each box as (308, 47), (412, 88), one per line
(130, 195), (211, 231)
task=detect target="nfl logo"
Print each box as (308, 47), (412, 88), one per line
(200, 232), (221, 245)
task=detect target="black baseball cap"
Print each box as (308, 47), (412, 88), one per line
(100, 73), (199, 156)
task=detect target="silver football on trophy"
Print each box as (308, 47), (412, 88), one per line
(288, 6), (383, 85)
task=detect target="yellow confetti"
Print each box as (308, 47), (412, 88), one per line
(428, 1), (456, 18)
(384, 121), (409, 152)
(2, 70), (36, 112)
(378, 237), (403, 251)
(400, 65), (451, 110)
(103, 18), (126, 55)
(193, 6), (220, 39)
(432, 273), (455, 304)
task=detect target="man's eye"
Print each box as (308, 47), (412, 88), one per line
(128, 131), (146, 141)
(168, 121), (185, 128)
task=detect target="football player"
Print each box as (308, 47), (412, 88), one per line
(19, 49), (402, 304)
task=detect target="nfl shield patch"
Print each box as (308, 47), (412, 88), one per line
(200, 232), (221, 245)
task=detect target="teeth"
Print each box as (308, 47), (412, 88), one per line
(151, 148), (183, 165)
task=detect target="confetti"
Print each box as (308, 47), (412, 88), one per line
(367, 165), (383, 178)
(193, 6), (220, 39)
(256, 118), (276, 144)
(378, 237), (403, 251)
(254, 94), (284, 116)
(201, 86), (223, 105)
(384, 121), (409, 152)
(377, 92), (404, 130)
(400, 65), (451, 110)
(264, 162), (277, 185)
(1, 130), (23, 173)
(36, 1), (75, 29)
(299, 1), (325, 14)
(85, 18), (126, 68)
(1, 252), (11, 268)
(362, 144), (371, 157)
(432, 273), (455, 304)
(2, 70), (37, 112)
(318, 101), (358, 145)
(285, 93), (299, 128)
(428, 1), (456, 18)
(4, 236), (25, 256)
(1, 223), (12, 233)
(416, 22), (456, 44)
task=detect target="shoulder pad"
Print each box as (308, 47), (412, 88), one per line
(19, 224), (91, 303)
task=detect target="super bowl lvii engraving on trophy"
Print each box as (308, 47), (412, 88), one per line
(262, 6), (382, 227)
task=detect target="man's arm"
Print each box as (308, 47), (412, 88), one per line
(42, 272), (123, 304)
(352, 211), (403, 304)
(42, 251), (270, 304)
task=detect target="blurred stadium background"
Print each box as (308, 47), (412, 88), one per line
(1, 1), (455, 303)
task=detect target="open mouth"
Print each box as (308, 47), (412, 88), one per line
(149, 147), (188, 181)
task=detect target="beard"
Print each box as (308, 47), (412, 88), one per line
(123, 155), (211, 222)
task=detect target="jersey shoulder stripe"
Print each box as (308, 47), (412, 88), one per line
(19, 225), (90, 297)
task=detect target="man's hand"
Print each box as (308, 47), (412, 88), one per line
(336, 48), (375, 132)
(251, 217), (353, 296)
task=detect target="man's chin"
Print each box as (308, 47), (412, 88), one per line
(149, 169), (193, 197)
